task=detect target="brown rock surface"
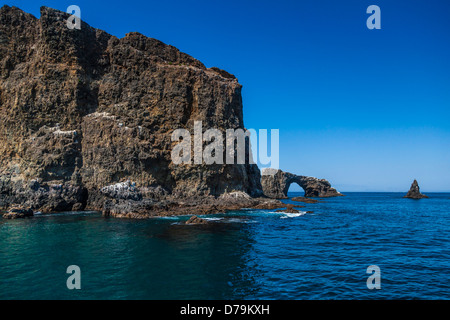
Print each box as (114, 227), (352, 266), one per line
(185, 215), (208, 225)
(0, 6), (264, 216)
(291, 197), (320, 204)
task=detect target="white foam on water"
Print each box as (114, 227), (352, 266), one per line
(157, 216), (181, 220)
(33, 211), (99, 217)
(227, 218), (248, 223)
(280, 211), (307, 219)
(202, 217), (224, 221)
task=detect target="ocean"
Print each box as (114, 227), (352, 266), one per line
(0, 192), (449, 300)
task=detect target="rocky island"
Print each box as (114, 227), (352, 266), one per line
(0, 6), (341, 218)
(404, 180), (429, 199)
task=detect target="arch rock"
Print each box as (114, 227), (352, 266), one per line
(261, 169), (344, 199)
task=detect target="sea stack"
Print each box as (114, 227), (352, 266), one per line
(404, 180), (429, 199)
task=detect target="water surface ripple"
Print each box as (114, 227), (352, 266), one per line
(0, 192), (449, 299)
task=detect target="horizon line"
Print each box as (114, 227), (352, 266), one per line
(287, 191), (450, 193)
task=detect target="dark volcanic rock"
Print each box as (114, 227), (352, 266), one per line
(276, 204), (300, 214)
(261, 169), (343, 199)
(0, 6), (264, 216)
(2, 207), (33, 219)
(101, 191), (285, 218)
(185, 216), (208, 225)
(0, 178), (87, 212)
(291, 197), (320, 204)
(404, 180), (428, 199)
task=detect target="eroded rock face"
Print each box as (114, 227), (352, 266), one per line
(404, 180), (428, 199)
(261, 169), (343, 199)
(0, 6), (263, 214)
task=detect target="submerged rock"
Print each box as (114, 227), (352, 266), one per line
(404, 180), (428, 199)
(291, 197), (319, 204)
(185, 216), (208, 225)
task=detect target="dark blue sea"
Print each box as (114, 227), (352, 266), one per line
(0, 192), (449, 300)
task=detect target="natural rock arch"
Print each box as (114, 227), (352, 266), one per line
(286, 181), (304, 195)
(283, 181), (306, 195)
(261, 169), (343, 199)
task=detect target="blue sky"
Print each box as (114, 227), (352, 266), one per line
(4, 0), (450, 191)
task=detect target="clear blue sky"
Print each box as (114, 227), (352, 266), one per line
(4, 0), (450, 192)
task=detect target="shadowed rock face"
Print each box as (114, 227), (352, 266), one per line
(261, 169), (343, 199)
(404, 180), (428, 199)
(0, 5), (263, 214)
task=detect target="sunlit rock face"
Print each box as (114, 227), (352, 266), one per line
(0, 6), (263, 213)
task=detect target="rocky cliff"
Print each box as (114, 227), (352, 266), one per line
(261, 169), (343, 198)
(0, 6), (268, 216)
(404, 180), (428, 199)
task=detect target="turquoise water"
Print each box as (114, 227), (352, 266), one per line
(0, 192), (449, 300)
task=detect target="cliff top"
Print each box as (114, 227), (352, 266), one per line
(0, 5), (236, 79)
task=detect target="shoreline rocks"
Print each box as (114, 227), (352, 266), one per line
(404, 180), (428, 199)
(2, 207), (34, 219)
